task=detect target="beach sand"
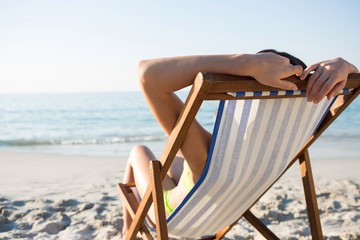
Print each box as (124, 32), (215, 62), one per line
(0, 148), (359, 240)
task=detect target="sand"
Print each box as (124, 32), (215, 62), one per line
(0, 149), (359, 240)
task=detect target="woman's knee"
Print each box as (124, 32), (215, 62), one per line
(128, 145), (155, 165)
(130, 144), (151, 156)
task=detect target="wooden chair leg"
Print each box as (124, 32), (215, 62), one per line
(214, 209), (279, 240)
(117, 183), (154, 240)
(243, 210), (279, 240)
(150, 160), (169, 240)
(299, 150), (323, 240)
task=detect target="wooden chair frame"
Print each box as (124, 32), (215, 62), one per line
(118, 73), (360, 240)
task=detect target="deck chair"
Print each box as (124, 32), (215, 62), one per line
(118, 72), (360, 240)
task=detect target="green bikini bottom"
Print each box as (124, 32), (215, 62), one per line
(164, 161), (194, 215)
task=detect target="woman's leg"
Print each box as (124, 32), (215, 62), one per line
(167, 155), (185, 184)
(122, 145), (176, 236)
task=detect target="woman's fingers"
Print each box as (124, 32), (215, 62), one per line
(307, 68), (347, 103)
(291, 64), (304, 77)
(312, 74), (336, 103)
(326, 81), (346, 100)
(307, 67), (326, 102)
(300, 64), (318, 80)
(276, 65), (303, 90)
(266, 64), (303, 90)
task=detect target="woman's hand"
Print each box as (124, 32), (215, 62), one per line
(250, 52), (303, 91)
(300, 58), (359, 103)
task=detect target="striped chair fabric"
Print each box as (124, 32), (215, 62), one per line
(166, 91), (334, 238)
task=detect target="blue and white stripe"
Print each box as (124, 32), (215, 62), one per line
(228, 88), (351, 98)
(166, 94), (334, 238)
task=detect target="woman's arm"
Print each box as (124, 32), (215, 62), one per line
(139, 53), (303, 94)
(301, 58), (359, 103)
(138, 53), (303, 133)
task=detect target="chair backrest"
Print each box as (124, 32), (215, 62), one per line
(166, 90), (336, 238)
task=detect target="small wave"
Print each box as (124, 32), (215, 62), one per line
(0, 140), (54, 147)
(59, 135), (167, 145)
(0, 135), (167, 147)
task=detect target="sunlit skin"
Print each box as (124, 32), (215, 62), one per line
(301, 57), (359, 103)
(121, 52), (358, 237)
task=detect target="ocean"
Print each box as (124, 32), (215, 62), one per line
(0, 91), (359, 158)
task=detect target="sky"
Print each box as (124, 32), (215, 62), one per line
(0, 0), (359, 93)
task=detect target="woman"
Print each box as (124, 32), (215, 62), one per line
(122, 50), (358, 236)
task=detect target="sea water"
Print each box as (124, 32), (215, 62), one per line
(0, 91), (216, 157)
(0, 91), (359, 158)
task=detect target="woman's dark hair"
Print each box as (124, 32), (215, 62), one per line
(258, 49), (307, 69)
